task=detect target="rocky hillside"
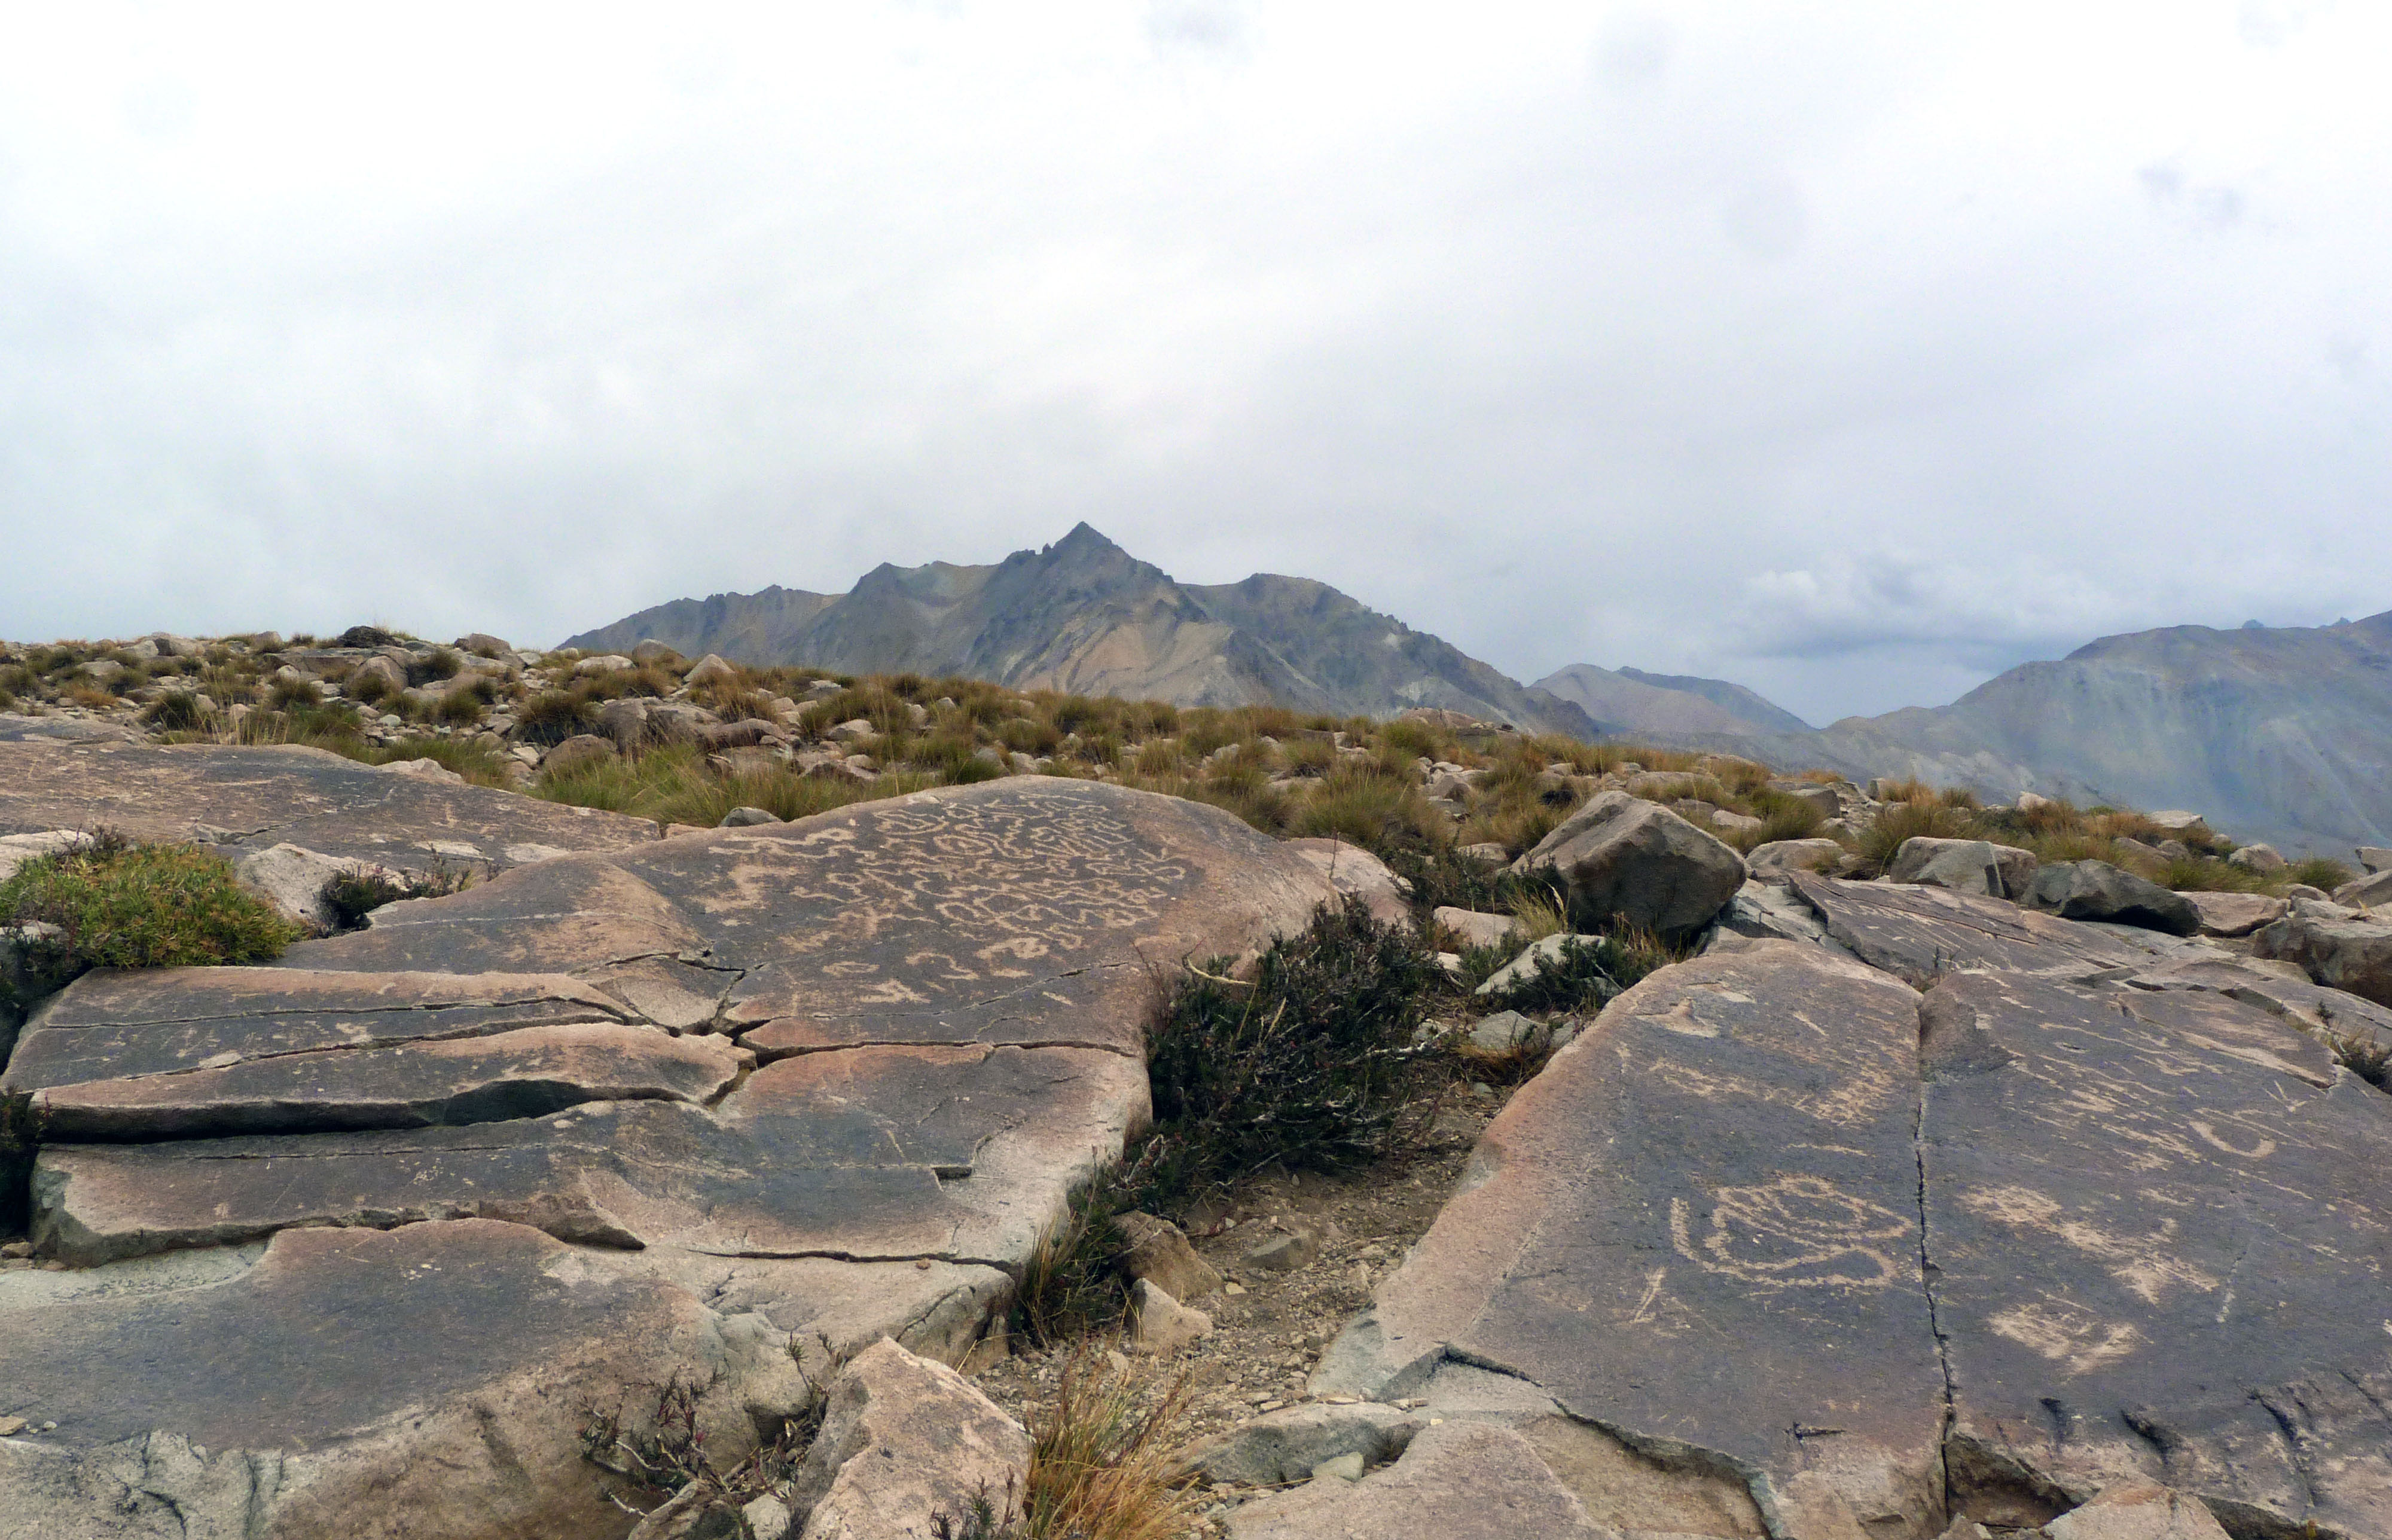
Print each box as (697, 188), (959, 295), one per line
(1653, 613), (2392, 857)
(564, 524), (1603, 739)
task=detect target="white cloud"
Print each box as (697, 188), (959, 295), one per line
(1, 2), (2387, 728)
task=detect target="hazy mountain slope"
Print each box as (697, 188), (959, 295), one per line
(1616, 667), (1814, 734)
(1670, 614), (2392, 854)
(1533, 664), (1802, 738)
(563, 525), (1593, 734)
(1186, 575), (1604, 737)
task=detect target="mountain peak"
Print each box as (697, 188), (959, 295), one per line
(1048, 522), (1125, 558)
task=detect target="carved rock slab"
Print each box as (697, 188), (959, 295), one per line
(1920, 971), (2392, 1536)
(1314, 943), (1945, 1538)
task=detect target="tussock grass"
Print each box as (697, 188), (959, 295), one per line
(0, 830), (299, 980)
(2289, 856), (2354, 892)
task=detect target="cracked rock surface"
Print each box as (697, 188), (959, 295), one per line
(1, 773), (1335, 1539)
(1301, 879), (2392, 1539)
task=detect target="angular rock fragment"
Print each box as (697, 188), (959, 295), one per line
(1512, 791), (1745, 936)
(783, 1338), (1029, 1540)
(1227, 1422), (1614, 1540)
(2023, 860), (2201, 936)
(1888, 836), (2036, 899)
(2253, 897), (2392, 1007)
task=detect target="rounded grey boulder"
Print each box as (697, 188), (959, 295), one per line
(1509, 791), (1745, 937)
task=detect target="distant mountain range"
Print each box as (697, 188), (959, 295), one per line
(563, 524), (1617, 738)
(568, 527), (2391, 854)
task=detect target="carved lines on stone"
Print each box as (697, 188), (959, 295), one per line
(1668, 1175), (1912, 1290)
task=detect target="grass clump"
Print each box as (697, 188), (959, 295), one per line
(2289, 856), (2354, 893)
(0, 830), (300, 983)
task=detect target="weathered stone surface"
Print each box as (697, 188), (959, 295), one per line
(2024, 860), (2202, 936)
(2044, 1484), (2232, 1540)
(2225, 843), (2286, 873)
(35, 1044), (1143, 1266)
(1787, 872), (2147, 984)
(2333, 866), (2392, 908)
(1888, 836), (2037, 900)
(1315, 944), (1944, 1537)
(2253, 897), (2392, 1007)
(0, 738), (654, 872)
(1511, 791), (1745, 936)
(4, 967), (630, 1089)
(1283, 837), (1412, 927)
(23, 1020), (741, 1140)
(1176, 1401), (1424, 1486)
(233, 841), (380, 931)
(1228, 1421), (1613, 1540)
(2180, 890), (2285, 937)
(1920, 971), (2392, 1535)
(1744, 836), (1846, 880)
(0, 1221), (816, 1540)
(783, 1338), (1029, 1540)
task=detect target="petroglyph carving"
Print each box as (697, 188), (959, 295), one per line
(1668, 1175), (1911, 1290)
(1959, 1184), (2219, 1304)
(1988, 1298), (2146, 1376)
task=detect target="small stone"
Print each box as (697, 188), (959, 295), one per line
(1, 1240), (32, 1259)
(1310, 1452), (1366, 1483)
(1114, 1212), (1224, 1300)
(741, 1495), (792, 1540)
(1128, 1278), (1212, 1355)
(0, 1416), (25, 1436)
(718, 806), (782, 828)
(1242, 1228), (1319, 1273)
(1224, 1281), (1246, 1295)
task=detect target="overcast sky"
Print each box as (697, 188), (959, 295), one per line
(3, 3), (2386, 724)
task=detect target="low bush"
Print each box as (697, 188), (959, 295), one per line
(0, 830), (299, 983)
(140, 690), (210, 731)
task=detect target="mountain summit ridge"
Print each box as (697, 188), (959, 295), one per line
(562, 523), (1615, 737)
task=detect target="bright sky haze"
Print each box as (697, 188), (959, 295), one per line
(3, 2), (2386, 725)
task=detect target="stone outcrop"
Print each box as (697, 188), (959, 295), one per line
(2024, 860), (2202, 936)
(1292, 888), (2392, 1538)
(2253, 897), (2392, 1007)
(1, 773), (1337, 1539)
(1511, 791), (1746, 936)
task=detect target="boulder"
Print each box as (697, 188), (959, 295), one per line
(2253, 899), (2392, 1007)
(453, 633), (512, 658)
(2147, 810), (2211, 836)
(685, 653), (739, 686)
(2360, 846), (2392, 875)
(234, 842), (377, 932)
(377, 756), (465, 784)
(352, 653), (408, 695)
(1283, 838), (1413, 927)
(1113, 1212), (1222, 1301)
(1465, 1009), (1537, 1052)
(1510, 792), (1744, 937)
(1177, 1400), (1424, 1486)
(596, 695), (654, 748)
(2225, 843), (2286, 873)
(2334, 867), (2392, 908)
(0, 829), (88, 882)
(719, 805), (782, 828)
(782, 1338), (1029, 1540)
(1710, 881), (1845, 954)
(1432, 906), (1515, 949)
(630, 638), (681, 665)
(540, 733), (619, 775)
(2183, 890), (2287, 938)
(1743, 837), (1845, 881)
(570, 653), (635, 676)
(2022, 860), (2202, 935)
(1126, 1278), (1210, 1353)
(1887, 836), (2036, 900)
(1456, 841), (1510, 864)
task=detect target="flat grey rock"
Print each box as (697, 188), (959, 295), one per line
(1788, 872), (2147, 984)
(1920, 971), (2392, 1535)
(1316, 943), (1944, 1537)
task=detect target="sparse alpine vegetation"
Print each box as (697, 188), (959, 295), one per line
(0, 829), (300, 991)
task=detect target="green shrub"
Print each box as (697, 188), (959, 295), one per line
(1854, 799), (1977, 875)
(2156, 856), (2265, 893)
(0, 830), (299, 982)
(517, 690), (594, 746)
